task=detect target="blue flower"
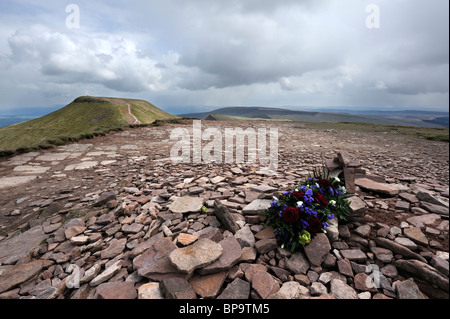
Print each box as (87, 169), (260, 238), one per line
(300, 220), (309, 229)
(329, 186), (335, 196)
(304, 207), (317, 217)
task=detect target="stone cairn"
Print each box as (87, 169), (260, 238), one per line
(0, 152), (448, 300)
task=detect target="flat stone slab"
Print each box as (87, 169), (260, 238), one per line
(199, 236), (242, 275)
(286, 251), (310, 275)
(0, 260), (44, 294)
(160, 277), (197, 299)
(0, 175), (37, 189)
(304, 233), (331, 267)
(189, 271), (227, 298)
(133, 237), (182, 281)
(406, 214), (442, 228)
(395, 259), (449, 292)
(90, 261), (122, 287)
(96, 281), (137, 299)
(355, 178), (399, 196)
(252, 271), (280, 299)
(0, 226), (48, 264)
(394, 237), (418, 251)
(403, 227), (428, 246)
(169, 238), (223, 274)
(347, 196), (367, 214)
(138, 282), (164, 299)
(419, 202), (449, 217)
(251, 185), (277, 193)
(100, 160), (116, 165)
(13, 165), (51, 174)
(371, 246), (394, 263)
(168, 196), (204, 214)
(100, 238), (127, 259)
(35, 153), (71, 161)
(330, 279), (358, 299)
(59, 144), (93, 152)
(3, 153), (39, 166)
(217, 278), (251, 299)
(374, 237), (426, 263)
(340, 249), (367, 262)
(120, 144), (139, 150)
(396, 278), (426, 299)
(242, 199), (272, 215)
(64, 161), (99, 171)
(177, 233), (198, 246)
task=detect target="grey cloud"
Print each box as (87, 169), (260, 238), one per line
(0, 0), (448, 111)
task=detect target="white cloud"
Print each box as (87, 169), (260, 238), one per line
(6, 25), (167, 92)
(0, 0), (448, 111)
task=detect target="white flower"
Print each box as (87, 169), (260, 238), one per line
(273, 196), (279, 201)
(329, 200), (336, 206)
(315, 183), (320, 188)
(339, 186), (347, 194)
(297, 201), (304, 207)
(334, 177), (340, 183)
(295, 188), (299, 192)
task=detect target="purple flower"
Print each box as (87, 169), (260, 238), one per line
(300, 219), (309, 229)
(329, 186), (335, 196)
(271, 200), (280, 208)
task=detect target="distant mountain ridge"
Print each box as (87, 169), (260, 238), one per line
(179, 106), (449, 128)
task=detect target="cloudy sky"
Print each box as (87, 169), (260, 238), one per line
(0, 0), (448, 114)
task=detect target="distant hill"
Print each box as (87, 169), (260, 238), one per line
(179, 106), (449, 128)
(0, 96), (178, 154)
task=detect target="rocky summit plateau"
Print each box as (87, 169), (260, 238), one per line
(0, 119), (448, 300)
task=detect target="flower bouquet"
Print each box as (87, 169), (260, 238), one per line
(264, 167), (351, 252)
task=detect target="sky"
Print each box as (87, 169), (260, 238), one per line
(0, 0), (448, 115)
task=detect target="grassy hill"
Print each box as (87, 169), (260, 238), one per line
(0, 96), (178, 154)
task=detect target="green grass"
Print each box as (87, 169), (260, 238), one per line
(0, 96), (178, 154)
